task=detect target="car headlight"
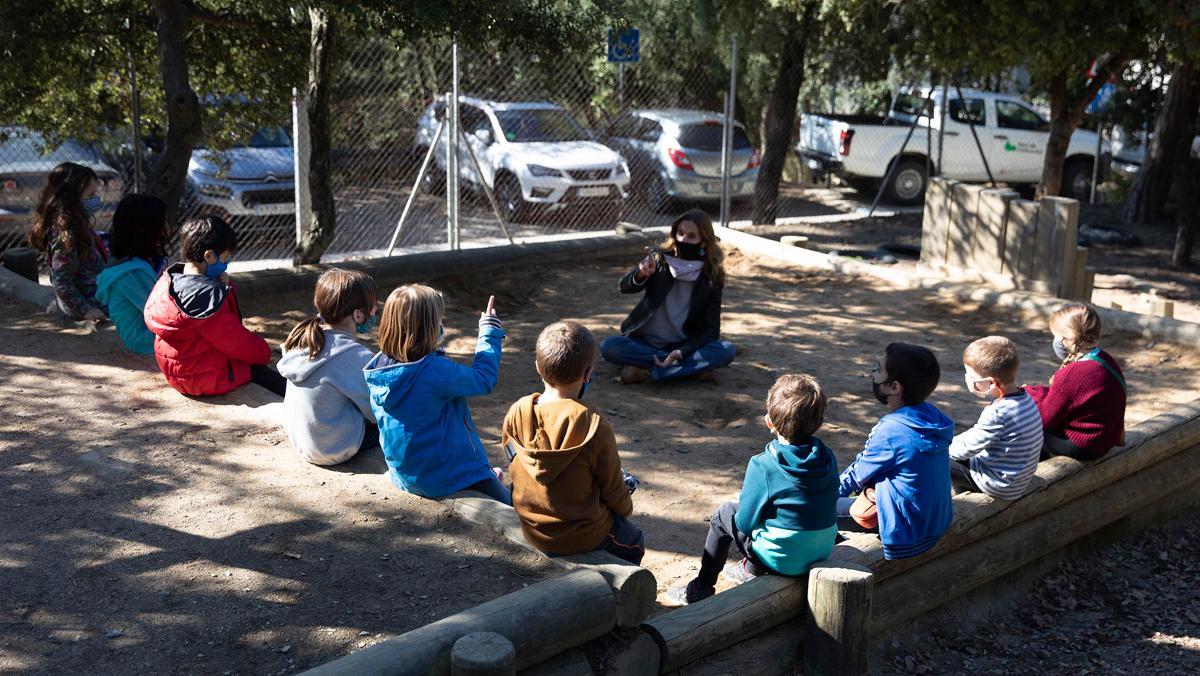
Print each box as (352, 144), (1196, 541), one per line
(527, 164), (562, 177)
(198, 183), (233, 199)
(616, 160), (629, 175)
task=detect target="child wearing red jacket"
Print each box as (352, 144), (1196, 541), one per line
(144, 216), (285, 397)
(1027, 304), (1126, 461)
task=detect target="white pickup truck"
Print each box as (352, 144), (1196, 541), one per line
(795, 86), (1110, 205)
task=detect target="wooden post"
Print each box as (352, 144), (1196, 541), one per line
(1007, 199), (1039, 280)
(1070, 246), (1089, 300)
(971, 189), (1017, 274)
(803, 562), (874, 676)
(1082, 269), (1095, 303)
(1035, 196), (1079, 295)
(920, 177), (954, 267)
(946, 183), (983, 269)
(452, 632), (516, 676)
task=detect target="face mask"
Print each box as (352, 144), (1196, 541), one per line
(674, 240), (704, 261)
(355, 312), (377, 335)
(577, 378), (591, 399)
(1052, 336), (1071, 361)
(81, 195), (102, 216)
(872, 379), (892, 405)
(965, 374), (993, 399)
(438, 324), (445, 344)
(205, 257), (229, 279)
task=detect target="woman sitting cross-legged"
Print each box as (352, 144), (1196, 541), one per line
(601, 209), (735, 383)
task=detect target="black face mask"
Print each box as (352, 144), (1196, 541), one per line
(674, 241), (704, 261)
(872, 380), (892, 405)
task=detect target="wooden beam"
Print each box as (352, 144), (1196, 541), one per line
(919, 177), (955, 266)
(641, 574), (808, 672)
(946, 183), (984, 268)
(301, 570), (615, 676)
(804, 563), (874, 676)
(443, 492), (656, 627)
(452, 632), (516, 676)
(873, 442), (1200, 630)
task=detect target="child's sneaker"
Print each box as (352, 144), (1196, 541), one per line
(663, 580), (715, 607)
(721, 558), (760, 585)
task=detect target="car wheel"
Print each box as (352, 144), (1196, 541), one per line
(1062, 159), (1094, 201)
(885, 158), (927, 206)
(420, 154), (445, 195)
(496, 174), (532, 224)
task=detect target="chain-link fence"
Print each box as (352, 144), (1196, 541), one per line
(2, 27), (1107, 270)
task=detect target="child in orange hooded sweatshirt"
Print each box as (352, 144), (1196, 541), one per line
(502, 320), (644, 564)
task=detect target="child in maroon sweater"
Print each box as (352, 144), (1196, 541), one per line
(1026, 304), (1126, 461)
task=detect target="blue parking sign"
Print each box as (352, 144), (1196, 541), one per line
(1086, 82), (1116, 115)
(607, 28), (639, 63)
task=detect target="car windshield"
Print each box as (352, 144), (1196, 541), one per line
(493, 109), (590, 143)
(678, 124), (752, 151)
(0, 131), (100, 164)
(197, 126), (292, 150)
(893, 94), (932, 117)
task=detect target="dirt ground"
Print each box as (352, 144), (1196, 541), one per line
(4, 226), (1199, 674)
(240, 249), (1200, 608)
(883, 513), (1200, 674)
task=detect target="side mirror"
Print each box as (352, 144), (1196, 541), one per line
(473, 128), (493, 145)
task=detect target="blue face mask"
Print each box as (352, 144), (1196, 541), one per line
(205, 256), (229, 279)
(577, 371), (593, 399)
(81, 195), (102, 216)
(1052, 336), (1071, 361)
(355, 312), (377, 335)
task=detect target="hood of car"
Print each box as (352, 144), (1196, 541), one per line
(509, 141), (620, 170)
(189, 146), (294, 182)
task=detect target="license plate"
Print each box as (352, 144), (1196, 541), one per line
(703, 182), (722, 193)
(578, 186), (610, 198)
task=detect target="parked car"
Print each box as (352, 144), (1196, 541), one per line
(601, 109), (759, 211)
(185, 126), (294, 225)
(0, 126), (123, 250)
(795, 86), (1110, 205)
(1109, 126), (1200, 179)
(413, 97), (629, 226)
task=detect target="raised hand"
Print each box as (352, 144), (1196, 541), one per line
(482, 294), (497, 318)
(635, 251), (657, 282)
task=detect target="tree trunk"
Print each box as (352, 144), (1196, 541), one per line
(294, 7), (336, 266)
(1125, 63), (1199, 225)
(1038, 64), (1120, 198)
(1172, 159), (1200, 267)
(751, 2), (816, 225)
(147, 0), (201, 220)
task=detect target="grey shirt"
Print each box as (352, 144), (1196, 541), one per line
(635, 279), (694, 349)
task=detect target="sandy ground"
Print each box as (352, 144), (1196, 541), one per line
(0, 294), (558, 675)
(3, 219), (1199, 674)
(240, 249), (1200, 608)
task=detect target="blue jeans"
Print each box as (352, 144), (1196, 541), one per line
(469, 475), (512, 506)
(600, 335), (736, 381)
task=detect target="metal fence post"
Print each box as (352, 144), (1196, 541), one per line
(719, 37), (737, 228)
(448, 40), (460, 250)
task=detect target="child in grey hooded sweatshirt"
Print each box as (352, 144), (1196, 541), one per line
(278, 269), (380, 465)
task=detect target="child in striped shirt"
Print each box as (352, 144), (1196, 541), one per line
(950, 337), (1044, 500)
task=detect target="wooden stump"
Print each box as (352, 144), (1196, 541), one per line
(803, 562), (874, 676)
(452, 632), (516, 676)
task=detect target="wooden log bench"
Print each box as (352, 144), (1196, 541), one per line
(443, 491), (657, 628)
(301, 569), (617, 676)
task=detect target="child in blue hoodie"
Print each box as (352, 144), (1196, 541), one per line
(364, 284), (510, 503)
(838, 343), (954, 560)
(96, 194), (169, 354)
(665, 374), (839, 606)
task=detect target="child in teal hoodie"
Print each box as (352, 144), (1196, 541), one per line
(838, 343), (954, 560)
(666, 374), (839, 606)
(96, 195), (169, 355)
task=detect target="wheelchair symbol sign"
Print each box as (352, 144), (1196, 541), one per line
(607, 28), (640, 63)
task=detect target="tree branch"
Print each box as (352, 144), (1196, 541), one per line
(182, 0), (283, 32)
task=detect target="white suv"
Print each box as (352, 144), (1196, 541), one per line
(414, 97), (630, 226)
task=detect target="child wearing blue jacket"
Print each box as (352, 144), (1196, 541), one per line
(838, 343), (954, 560)
(96, 194), (169, 354)
(666, 374), (839, 606)
(364, 284), (510, 503)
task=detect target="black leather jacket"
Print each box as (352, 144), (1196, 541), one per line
(617, 259), (723, 360)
